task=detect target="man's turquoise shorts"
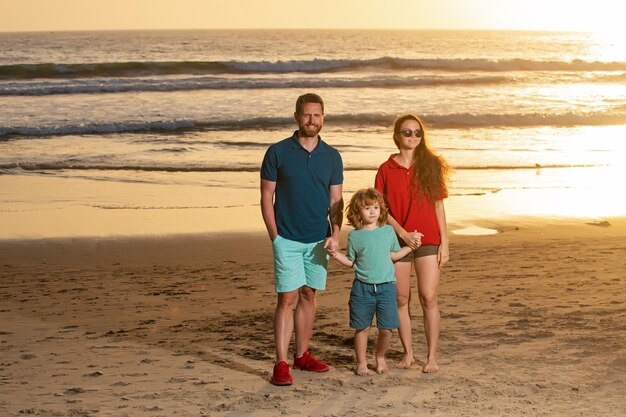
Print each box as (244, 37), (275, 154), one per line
(271, 234), (328, 293)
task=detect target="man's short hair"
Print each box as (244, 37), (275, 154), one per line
(295, 93), (324, 115)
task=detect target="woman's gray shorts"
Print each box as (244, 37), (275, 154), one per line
(397, 244), (439, 262)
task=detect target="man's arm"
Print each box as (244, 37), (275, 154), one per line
(260, 179), (278, 241)
(324, 184), (344, 251)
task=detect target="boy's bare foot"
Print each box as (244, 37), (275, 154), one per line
(422, 358), (439, 373)
(375, 356), (388, 374)
(396, 354), (415, 369)
(356, 363), (373, 376)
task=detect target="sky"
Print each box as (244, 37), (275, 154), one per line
(0, 0), (624, 34)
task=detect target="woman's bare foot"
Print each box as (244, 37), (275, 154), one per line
(356, 362), (373, 376)
(375, 356), (389, 374)
(422, 357), (439, 373)
(396, 354), (415, 369)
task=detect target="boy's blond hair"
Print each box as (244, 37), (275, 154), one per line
(346, 188), (388, 229)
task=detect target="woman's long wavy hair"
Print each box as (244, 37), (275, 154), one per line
(393, 114), (450, 202)
(346, 188), (388, 229)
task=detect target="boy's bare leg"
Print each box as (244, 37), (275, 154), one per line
(354, 328), (373, 376)
(375, 329), (392, 373)
(294, 286), (316, 357)
(416, 256), (441, 373)
(274, 290), (299, 362)
(395, 262), (415, 368)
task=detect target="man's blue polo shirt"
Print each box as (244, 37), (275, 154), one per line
(261, 131), (343, 243)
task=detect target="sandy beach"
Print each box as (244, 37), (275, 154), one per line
(1, 216), (625, 416)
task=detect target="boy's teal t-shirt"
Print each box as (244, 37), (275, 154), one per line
(347, 224), (401, 284)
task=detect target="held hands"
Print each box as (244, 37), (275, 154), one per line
(323, 236), (339, 257)
(325, 238), (355, 268)
(401, 230), (423, 250)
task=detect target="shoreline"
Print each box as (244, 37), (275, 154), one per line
(3, 163), (626, 241)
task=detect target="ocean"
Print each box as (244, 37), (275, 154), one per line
(1, 29), (626, 238)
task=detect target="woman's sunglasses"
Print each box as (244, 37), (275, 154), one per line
(399, 129), (424, 138)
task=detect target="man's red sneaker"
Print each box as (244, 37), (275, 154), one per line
(293, 351), (330, 372)
(271, 361), (293, 386)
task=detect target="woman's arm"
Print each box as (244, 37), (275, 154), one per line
(387, 214), (421, 249)
(376, 166), (420, 249)
(435, 199), (449, 268)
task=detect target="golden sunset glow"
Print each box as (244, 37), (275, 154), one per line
(1, 0), (626, 36)
(2, 3), (626, 414)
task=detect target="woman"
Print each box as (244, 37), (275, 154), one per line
(375, 113), (450, 372)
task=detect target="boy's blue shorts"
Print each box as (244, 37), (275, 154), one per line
(271, 234), (328, 293)
(349, 280), (399, 330)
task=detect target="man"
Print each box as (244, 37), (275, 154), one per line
(260, 93), (344, 386)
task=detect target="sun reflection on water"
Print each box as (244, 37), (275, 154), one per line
(590, 29), (626, 62)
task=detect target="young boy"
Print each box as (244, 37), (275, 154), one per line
(327, 188), (416, 375)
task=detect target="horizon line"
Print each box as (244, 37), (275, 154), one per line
(0, 27), (593, 35)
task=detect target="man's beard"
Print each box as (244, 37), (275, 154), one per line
(299, 124), (322, 138)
